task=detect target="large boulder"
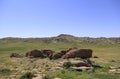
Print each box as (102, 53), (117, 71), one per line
(62, 49), (92, 59)
(26, 49), (44, 58)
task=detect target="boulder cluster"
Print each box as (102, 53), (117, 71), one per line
(10, 48), (93, 60)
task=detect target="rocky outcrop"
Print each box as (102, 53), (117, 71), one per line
(62, 59), (93, 72)
(25, 48), (92, 59)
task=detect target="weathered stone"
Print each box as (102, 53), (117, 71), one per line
(70, 60), (91, 67)
(63, 49), (92, 59)
(26, 49), (44, 58)
(70, 66), (93, 71)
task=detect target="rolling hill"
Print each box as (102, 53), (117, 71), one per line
(0, 34), (120, 44)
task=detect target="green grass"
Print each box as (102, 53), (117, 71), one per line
(48, 70), (120, 79)
(0, 68), (16, 76)
(0, 41), (120, 79)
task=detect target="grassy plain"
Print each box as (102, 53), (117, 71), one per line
(0, 39), (120, 79)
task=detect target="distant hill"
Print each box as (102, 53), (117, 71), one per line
(0, 34), (120, 44)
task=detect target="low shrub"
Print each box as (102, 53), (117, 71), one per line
(0, 68), (11, 76)
(63, 62), (72, 69)
(19, 72), (36, 79)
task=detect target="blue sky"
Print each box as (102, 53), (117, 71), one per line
(0, 0), (120, 38)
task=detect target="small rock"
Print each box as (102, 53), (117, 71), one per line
(54, 77), (62, 79)
(109, 69), (116, 73)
